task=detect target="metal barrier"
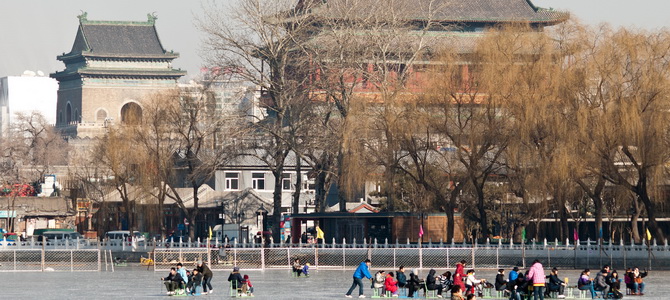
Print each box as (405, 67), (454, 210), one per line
(0, 249), (101, 272)
(152, 245), (670, 271)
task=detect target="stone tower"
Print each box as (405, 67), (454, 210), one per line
(51, 13), (186, 138)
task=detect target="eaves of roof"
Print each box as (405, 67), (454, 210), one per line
(58, 51), (180, 62)
(51, 68), (187, 80)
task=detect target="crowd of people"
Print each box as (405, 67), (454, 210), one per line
(577, 265), (647, 299)
(344, 259), (649, 299)
(345, 259), (488, 299)
(157, 257), (650, 298)
(159, 261), (214, 296)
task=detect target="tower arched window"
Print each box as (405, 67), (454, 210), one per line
(121, 102), (142, 125)
(96, 109), (108, 122)
(66, 103), (72, 124)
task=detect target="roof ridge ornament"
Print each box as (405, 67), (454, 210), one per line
(147, 12), (158, 24)
(77, 11), (88, 23)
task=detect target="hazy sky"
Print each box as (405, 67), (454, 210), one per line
(2, 0), (670, 79)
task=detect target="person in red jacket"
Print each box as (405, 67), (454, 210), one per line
(454, 260), (467, 292)
(243, 274), (254, 297)
(385, 271), (399, 297)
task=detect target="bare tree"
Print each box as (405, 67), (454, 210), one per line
(13, 112), (69, 180)
(200, 0), (318, 240)
(0, 112), (69, 231)
(67, 147), (115, 235)
(162, 87), (243, 240)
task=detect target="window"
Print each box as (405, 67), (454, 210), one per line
(225, 173), (239, 190)
(66, 103), (72, 123)
(96, 109), (107, 122)
(252, 173), (265, 190)
(121, 102), (142, 125)
(282, 173), (292, 191)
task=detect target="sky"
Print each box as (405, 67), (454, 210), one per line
(2, 0), (670, 80)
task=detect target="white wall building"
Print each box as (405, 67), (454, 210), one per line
(0, 71), (58, 136)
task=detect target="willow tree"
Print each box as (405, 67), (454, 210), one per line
(480, 25), (580, 241)
(93, 125), (144, 235)
(565, 26), (670, 242)
(131, 91), (181, 238)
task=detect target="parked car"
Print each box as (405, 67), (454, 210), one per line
(104, 231), (145, 245)
(39, 231), (85, 245)
(0, 232), (19, 246)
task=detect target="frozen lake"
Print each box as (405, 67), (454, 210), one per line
(0, 267), (665, 299)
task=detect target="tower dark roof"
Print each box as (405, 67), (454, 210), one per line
(71, 23), (166, 55)
(298, 0), (568, 25)
(51, 13), (185, 81)
(63, 13), (173, 58)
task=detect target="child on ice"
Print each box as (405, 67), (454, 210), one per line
(243, 274), (254, 296)
(302, 263), (311, 276)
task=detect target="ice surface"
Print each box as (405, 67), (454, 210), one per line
(0, 267), (664, 299)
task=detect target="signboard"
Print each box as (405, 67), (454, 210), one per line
(77, 200), (91, 212)
(0, 211), (17, 218)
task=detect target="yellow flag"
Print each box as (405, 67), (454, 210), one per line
(208, 226), (213, 239)
(646, 228), (652, 241)
(316, 226), (324, 240)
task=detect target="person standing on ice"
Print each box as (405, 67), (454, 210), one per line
(525, 260), (546, 300)
(345, 259), (373, 298)
(176, 263), (189, 286)
(196, 260), (214, 294)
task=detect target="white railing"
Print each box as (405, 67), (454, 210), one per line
(152, 245), (670, 272)
(2, 236), (669, 252)
(0, 249), (102, 272)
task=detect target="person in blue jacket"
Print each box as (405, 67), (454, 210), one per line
(176, 263), (189, 286)
(345, 259), (373, 298)
(509, 266), (519, 282)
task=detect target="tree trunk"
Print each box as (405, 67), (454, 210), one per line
(272, 169), (283, 242)
(446, 208), (455, 242)
(188, 210), (197, 242)
(9, 193), (18, 232)
(593, 194), (604, 244)
(637, 187), (664, 241)
(385, 165), (395, 211)
(292, 157), (302, 214)
(315, 170), (327, 212)
(159, 183), (167, 239)
(559, 201), (569, 242)
(446, 185), (462, 242)
(475, 183), (489, 238)
(189, 184), (200, 240)
(630, 197), (642, 244)
(337, 152), (347, 212)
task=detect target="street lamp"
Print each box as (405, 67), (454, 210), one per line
(256, 204), (269, 245)
(256, 204), (268, 233)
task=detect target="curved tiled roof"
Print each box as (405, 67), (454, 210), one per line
(301, 0), (568, 25)
(68, 20), (167, 56)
